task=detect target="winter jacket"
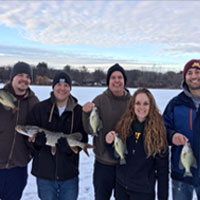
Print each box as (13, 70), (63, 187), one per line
(163, 85), (200, 186)
(116, 119), (169, 200)
(27, 93), (88, 181)
(0, 83), (39, 169)
(82, 88), (131, 165)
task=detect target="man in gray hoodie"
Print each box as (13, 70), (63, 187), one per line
(82, 63), (131, 200)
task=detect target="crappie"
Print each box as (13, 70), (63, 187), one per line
(114, 134), (127, 165)
(179, 142), (197, 177)
(89, 106), (102, 136)
(0, 90), (16, 111)
(15, 125), (94, 157)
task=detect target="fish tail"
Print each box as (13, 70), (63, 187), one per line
(83, 148), (90, 157)
(92, 132), (98, 137)
(86, 144), (95, 149)
(83, 144), (95, 157)
(120, 158), (126, 165)
(183, 171), (192, 177)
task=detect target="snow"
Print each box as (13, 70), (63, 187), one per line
(6, 85), (194, 200)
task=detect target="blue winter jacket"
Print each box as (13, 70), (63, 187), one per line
(163, 90), (200, 186)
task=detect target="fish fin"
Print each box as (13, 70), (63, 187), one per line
(86, 144), (95, 149)
(71, 147), (79, 154)
(3, 105), (11, 110)
(192, 159), (198, 168)
(83, 148), (90, 157)
(98, 119), (103, 130)
(120, 159), (126, 165)
(124, 146), (128, 154)
(183, 171), (192, 177)
(67, 132), (82, 141)
(179, 160), (184, 170)
(96, 120), (103, 134)
(51, 147), (56, 155)
(114, 150), (120, 158)
(7, 92), (17, 102)
(12, 107), (18, 114)
(28, 136), (35, 143)
(84, 144), (95, 157)
(92, 132), (98, 137)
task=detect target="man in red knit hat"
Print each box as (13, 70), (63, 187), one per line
(164, 59), (200, 200)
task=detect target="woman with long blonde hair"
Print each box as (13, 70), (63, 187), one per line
(106, 88), (169, 200)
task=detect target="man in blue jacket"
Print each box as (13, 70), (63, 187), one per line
(163, 59), (200, 200)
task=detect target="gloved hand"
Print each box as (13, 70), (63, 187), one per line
(34, 131), (47, 150)
(56, 137), (72, 154)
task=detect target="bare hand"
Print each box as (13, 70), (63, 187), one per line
(172, 133), (189, 146)
(105, 131), (116, 144)
(83, 102), (95, 113)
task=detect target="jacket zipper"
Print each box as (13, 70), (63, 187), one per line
(6, 100), (20, 168)
(55, 110), (74, 181)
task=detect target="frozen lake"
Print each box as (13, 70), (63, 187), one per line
(2, 84), (197, 200)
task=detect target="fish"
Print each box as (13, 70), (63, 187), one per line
(179, 142), (197, 177)
(15, 125), (94, 157)
(89, 106), (102, 136)
(0, 90), (16, 111)
(114, 134), (127, 165)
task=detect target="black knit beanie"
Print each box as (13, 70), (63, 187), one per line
(10, 61), (33, 81)
(52, 71), (72, 88)
(106, 63), (127, 86)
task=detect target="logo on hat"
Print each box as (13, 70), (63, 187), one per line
(59, 78), (66, 83)
(192, 62), (200, 69)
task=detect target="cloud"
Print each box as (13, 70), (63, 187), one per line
(0, 0), (199, 70)
(0, 43), (138, 69)
(0, 1), (199, 49)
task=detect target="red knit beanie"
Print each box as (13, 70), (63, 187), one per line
(183, 59), (200, 80)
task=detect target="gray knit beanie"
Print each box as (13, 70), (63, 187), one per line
(106, 63), (127, 86)
(52, 71), (72, 88)
(10, 61), (33, 81)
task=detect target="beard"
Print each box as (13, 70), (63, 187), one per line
(188, 84), (200, 90)
(16, 80), (29, 92)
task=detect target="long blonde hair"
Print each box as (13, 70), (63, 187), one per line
(116, 88), (168, 157)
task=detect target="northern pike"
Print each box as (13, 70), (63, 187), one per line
(89, 106), (102, 136)
(179, 142), (197, 177)
(0, 90), (16, 111)
(114, 134), (127, 165)
(15, 125), (94, 157)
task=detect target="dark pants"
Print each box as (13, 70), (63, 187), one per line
(93, 160), (116, 200)
(115, 182), (155, 200)
(0, 166), (28, 200)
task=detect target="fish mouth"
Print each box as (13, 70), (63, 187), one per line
(15, 127), (25, 134)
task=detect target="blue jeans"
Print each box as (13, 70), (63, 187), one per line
(36, 177), (79, 200)
(0, 166), (27, 200)
(172, 179), (200, 200)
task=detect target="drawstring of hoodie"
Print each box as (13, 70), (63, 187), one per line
(70, 111), (74, 134)
(48, 103), (55, 123)
(190, 108), (193, 131)
(48, 102), (74, 134)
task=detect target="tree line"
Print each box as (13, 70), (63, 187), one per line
(0, 62), (183, 89)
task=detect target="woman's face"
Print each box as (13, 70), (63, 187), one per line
(134, 93), (150, 122)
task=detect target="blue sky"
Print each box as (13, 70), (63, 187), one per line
(0, 0), (199, 72)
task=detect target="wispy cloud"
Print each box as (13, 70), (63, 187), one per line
(0, 1), (199, 70)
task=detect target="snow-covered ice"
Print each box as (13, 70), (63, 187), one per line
(3, 85), (194, 200)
